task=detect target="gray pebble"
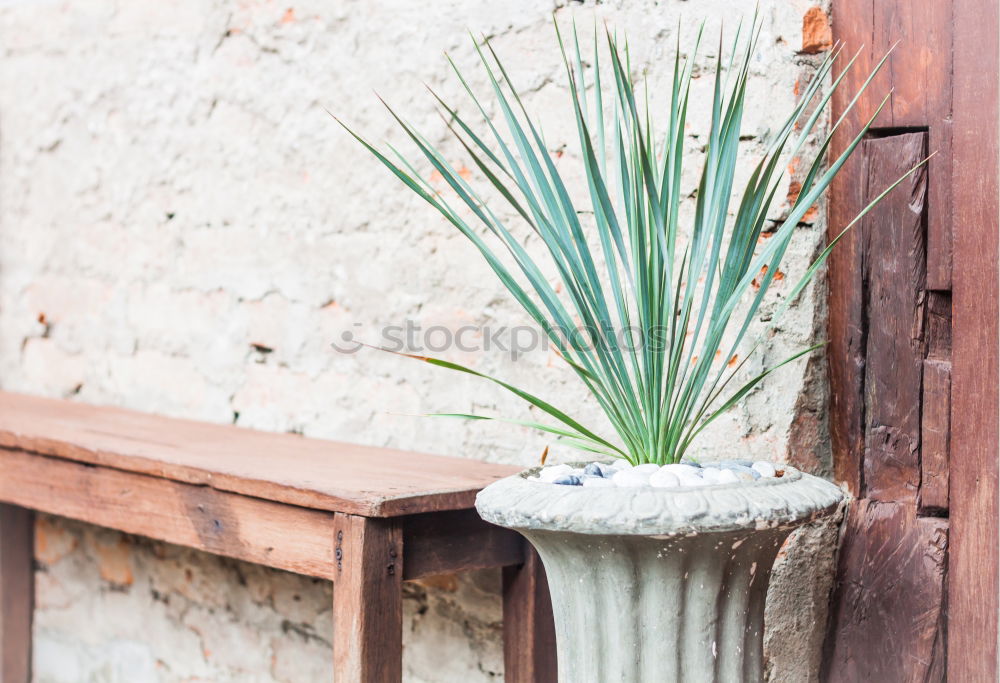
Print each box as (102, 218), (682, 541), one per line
(553, 475), (582, 486)
(583, 463), (604, 478)
(725, 464), (761, 479)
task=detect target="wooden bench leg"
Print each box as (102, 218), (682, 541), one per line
(502, 544), (557, 683)
(332, 514), (403, 682)
(1, 504), (34, 683)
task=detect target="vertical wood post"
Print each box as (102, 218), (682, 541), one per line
(332, 514), (403, 682)
(0, 504), (33, 683)
(502, 544), (557, 683)
(948, 0), (999, 676)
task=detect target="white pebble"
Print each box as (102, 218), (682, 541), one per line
(660, 463), (702, 477)
(649, 469), (681, 488)
(752, 461), (777, 478)
(612, 469), (652, 487)
(633, 463), (661, 474)
(677, 473), (709, 487)
(610, 460), (632, 470)
(701, 467), (722, 484)
(582, 477), (616, 488)
(537, 464), (573, 481)
(717, 469), (739, 484)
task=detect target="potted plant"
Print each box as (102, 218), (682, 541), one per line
(344, 17), (921, 683)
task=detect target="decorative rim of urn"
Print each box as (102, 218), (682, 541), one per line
(476, 463), (844, 536)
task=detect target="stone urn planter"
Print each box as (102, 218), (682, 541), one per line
(476, 463), (843, 683)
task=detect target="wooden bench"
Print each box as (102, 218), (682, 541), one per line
(0, 392), (556, 682)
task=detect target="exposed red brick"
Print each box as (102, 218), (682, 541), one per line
(413, 573), (459, 592)
(787, 179), (803, 205)
(35, 516), (77, 566)
(96, 538), (134, 587)
(801, 7), (833, 55)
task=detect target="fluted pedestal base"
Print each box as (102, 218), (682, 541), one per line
(524, 526), (788, 682)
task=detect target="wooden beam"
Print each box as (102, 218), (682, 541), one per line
(947, 0), (1000, 676)
(332, 514), (403, 682)
(502, 546), (557, 683)
(829, 0), (956, 495)
(0, 447), (337, 579)
(869, 0), (954, 288)
(828, 0), (871, 496)
(861, 132), (928, 504)
(823, 500), (947, 681)
(919, 358), (951, 513)
(0, 504), (34, 683)
(402, 509), (524, 581)
(823, 114), (948, 679)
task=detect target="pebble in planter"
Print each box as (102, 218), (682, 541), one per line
(533, 459), (782, 487)
(347, 11), (917, 683)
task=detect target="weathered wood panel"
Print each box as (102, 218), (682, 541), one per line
(861, 133), (928, 504)
(919, 359), (951, 513)
(503, 546), (557, 683)
(870, 0), (953, 288)
(0, 447), (338, 579)
(829, 0), (955, 497)
(823, 500), (947, 682)
(332, 514), (403, 682)
(0, 504), (33, 683)
(0, 391), (518, 518)
(402, 509), (524, 581)
(827, 0), (873, 496)
(823, 131), (946, 682)
(947, 0), (1000, 676)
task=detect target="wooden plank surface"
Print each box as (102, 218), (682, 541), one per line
(822, 500), (948, 682)
(870, 0), (953, 288)
(0, 447), (338, 579)
(828, 0), (955, 497)
(0, 504), (33, 683)
(332, 514), (403, 682)
(402, 509), (524, 581)
(828, 0), (874, 497)
(0, 392), (518, 517)
(947, 0), (1000, 677)
(502, 546), (557, 683)
(919, 359), (951, 513)
(860, 133), (927, 504)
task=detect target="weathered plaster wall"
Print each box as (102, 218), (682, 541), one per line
(0, 0), (837, 680)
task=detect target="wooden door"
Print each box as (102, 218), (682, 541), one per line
(822, 0), (999, 680)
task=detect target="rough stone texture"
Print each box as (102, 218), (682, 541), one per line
(33, 514), (503, 683)
(0, 0), (837, 681)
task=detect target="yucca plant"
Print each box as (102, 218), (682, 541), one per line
(342, 19), (923, 466)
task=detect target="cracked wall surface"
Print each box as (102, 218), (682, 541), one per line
(0, 0), (838, 680)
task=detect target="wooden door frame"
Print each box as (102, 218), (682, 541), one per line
(825, 0), (999, 678)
